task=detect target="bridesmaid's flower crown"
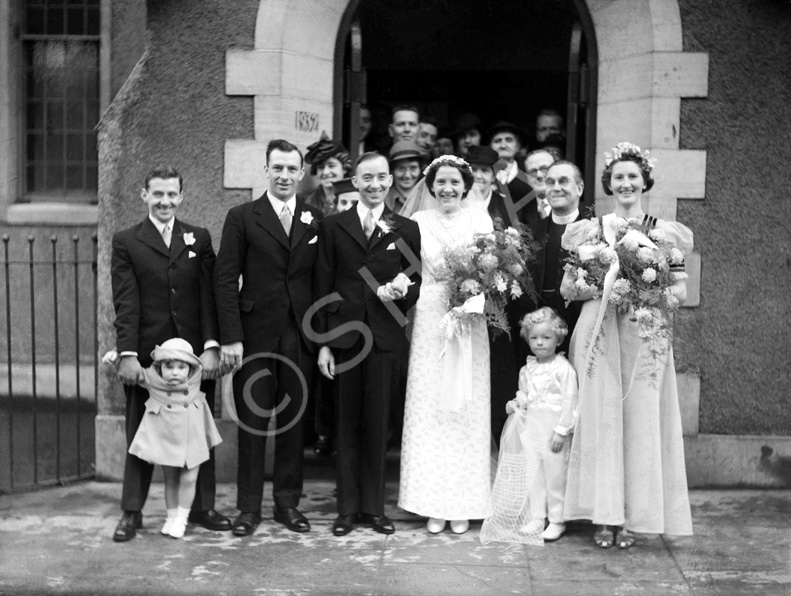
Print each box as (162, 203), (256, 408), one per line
(604, 142), (656, 172)
(423, 155), (472, 177)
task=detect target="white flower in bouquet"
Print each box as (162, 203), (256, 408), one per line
(493, 274), (507, 293)
(648, 229), (667, 242)
(510, 280), (523, 299)
(637, 246), (656, 263)
(634, 307), (654, 326)
(669, 247), (684, 264)
(460, 279), (481, 295)
(508, 263), (524, 276)
(598, 246), (617, 264)
(621, 235), (639, 251)
(479, 253), (499, 271)
(612, 278), (632, 295)
(505, 227), (521, 239)
(642, 268), (658, 283)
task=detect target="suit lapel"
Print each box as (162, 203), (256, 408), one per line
(135, 218), (170, 258)
(367, 207), (393, 252)
(169, 220), (189, 265)
(338, 208), (369, 251)
(255, 192), (290, 250)
(290, 199), (308, 249)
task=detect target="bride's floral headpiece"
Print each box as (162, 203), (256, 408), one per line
(604, 142), (656, 172)
(423, 155), (471, 177)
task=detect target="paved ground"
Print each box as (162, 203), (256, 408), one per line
(1, 467), (789, 595)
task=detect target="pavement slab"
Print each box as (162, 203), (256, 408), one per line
(0, 481), (789, 595)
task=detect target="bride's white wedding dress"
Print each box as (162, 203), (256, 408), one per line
(398, 207), (493, 521)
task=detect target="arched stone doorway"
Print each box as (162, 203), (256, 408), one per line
(225, 0), (707, 222)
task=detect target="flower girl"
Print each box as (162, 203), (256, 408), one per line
(480, 307), (578, 544)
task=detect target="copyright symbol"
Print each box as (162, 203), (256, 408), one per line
(223, 352), (308, 437)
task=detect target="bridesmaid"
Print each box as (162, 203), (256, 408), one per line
(560, 143), (694, 549)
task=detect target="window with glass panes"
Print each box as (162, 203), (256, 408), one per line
(22, 0), (100, 203)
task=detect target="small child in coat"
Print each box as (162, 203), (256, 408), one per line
(105, 338), (222, 538)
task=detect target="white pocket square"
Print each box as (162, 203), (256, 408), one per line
(308, 236), (318, 245)
(386, 242), (396, 250)
(188, 251), (197, 258)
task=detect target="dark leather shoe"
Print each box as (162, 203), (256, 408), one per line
(314, 435), (334, 457)
(359, 513), (395, 535)
(188, 509), (232, 531)
(231, 511), (261, 537)
(112, 511), (142, 542)
(332, 514), (357, 537)
(273, 506), (310, 533)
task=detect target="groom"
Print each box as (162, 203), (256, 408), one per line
(313, 152), (421, 536)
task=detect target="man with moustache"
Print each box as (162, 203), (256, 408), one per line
(215, 139), (324, 536)
(313, 152), (421, 537)
(533, 161), (586, 355)
(110, 166), (229, 541)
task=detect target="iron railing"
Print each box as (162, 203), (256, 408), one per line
(0, 233), (98, 493)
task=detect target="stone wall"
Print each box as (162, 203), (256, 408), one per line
(676, 0), (791, 435)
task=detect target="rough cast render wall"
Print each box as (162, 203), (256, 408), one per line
(97, 0), (257, 416)
(676, 0), (791, 434)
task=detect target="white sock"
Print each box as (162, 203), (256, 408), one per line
(161, 508), (177, 535)
(168, 506), (190, 539)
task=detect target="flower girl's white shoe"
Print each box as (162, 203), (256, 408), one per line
(449, 520), (469, 534)
(426, 518), (446, 534)
(160, 509), (177, 535)
(541, 522), (566, 542)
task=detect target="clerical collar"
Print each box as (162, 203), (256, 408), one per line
(551, 209), (579, 225)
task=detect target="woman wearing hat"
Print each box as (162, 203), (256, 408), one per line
(123, 338), (222, 538)
(304, 132), (353, 216)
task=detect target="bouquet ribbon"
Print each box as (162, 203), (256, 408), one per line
(438, 293), (485, 412)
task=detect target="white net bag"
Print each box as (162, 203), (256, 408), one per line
(480, 409), (545, 545)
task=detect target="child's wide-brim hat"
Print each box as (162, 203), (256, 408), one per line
(150, 338), (201, 367)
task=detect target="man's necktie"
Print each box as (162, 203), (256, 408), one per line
(280, 205), (292, 236)
(363, 210), (376, 240)
(161, 224), (172, 248)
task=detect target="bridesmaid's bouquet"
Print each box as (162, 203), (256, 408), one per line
(435, 223), (537, 339)
(565, 217), (686, 357)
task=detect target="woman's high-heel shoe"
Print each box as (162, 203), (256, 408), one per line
(449, 519), (469, 534)
(427, 518), (446, 534)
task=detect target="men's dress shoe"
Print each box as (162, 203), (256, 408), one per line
(113, 511), (142, 542)
(359, 513), (395, 535)
(273, 506), (310, 533)
(231, 511), (261, 537)
(332, 514), (357, 537)
(188, 509), (232, 531)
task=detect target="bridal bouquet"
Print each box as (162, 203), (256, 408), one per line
(434, 223), (537, 339)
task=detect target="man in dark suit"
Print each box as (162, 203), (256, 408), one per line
(214, 139), (323, 537)
(313, 152), (421, 536)
(533, 161), (586, 355)
(110, 166), (229, 542)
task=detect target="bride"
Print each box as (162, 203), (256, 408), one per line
(398, 155), (493, 535)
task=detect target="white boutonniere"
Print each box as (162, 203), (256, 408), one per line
(375, 219), (391, 235)
(188, 251), (196, 258)
(300, 211), (314, 225)
(183, 232), (195, 246)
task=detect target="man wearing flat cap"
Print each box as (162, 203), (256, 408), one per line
(385, 141), (425, 215)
